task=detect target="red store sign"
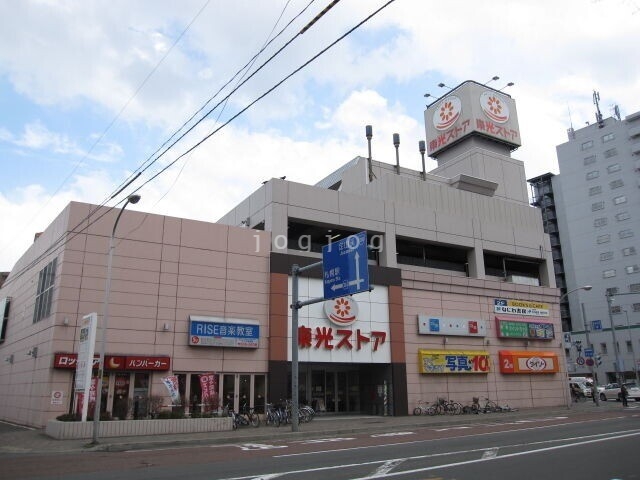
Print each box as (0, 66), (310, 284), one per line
(53, 353), (170, 371)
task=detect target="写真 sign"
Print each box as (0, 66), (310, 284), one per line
(418, 349), (490, 374)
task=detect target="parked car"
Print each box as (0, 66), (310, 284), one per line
(599, 382), (640, 401)
(569, 381), (592, 398)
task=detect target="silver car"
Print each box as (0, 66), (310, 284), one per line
(599, 382), (640, 401)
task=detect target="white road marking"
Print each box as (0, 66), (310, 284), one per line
(294, 437), (355, 444)
(218, 430), (640, 480)
(481, 447), (499, 459)
(434, 426), (471, 432)
(371, 432), (414, 437)
(367, 459), (406, 477)
(239, 443), (287, 450)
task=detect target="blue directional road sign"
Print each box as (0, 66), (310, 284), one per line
(584, 348), (594, 358)
(591, 320), (602, 331)
(322, 231), (369, 300)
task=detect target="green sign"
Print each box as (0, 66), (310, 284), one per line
(497, 319), (554, 340)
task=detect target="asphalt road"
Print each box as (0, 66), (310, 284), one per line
(4, 410), (639, 479)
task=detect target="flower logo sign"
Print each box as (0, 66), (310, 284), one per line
(433, 95), (462, 131)
(480, 91), (510, 123)
(324, 297), (359, 327)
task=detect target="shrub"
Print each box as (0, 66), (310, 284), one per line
(56, 413), (80, 422)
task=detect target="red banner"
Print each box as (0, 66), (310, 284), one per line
(199, 373), (219, 410)
(54, 353), (170, 371)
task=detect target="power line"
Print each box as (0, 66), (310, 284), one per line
(1, 0), (396, 288)
(0, 0), (318, 287)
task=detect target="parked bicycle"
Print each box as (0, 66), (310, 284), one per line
(227, 403), (260, 429)
(265, 402), (281, 427)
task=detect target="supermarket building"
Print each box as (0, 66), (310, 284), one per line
(0, 81), (565, 427)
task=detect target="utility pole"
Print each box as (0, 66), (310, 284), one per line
(581, 302), (599, 405)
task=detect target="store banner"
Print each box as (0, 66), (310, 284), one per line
(161, 375), (180, 404)
(495, 316), (555, 340)
(199, 373), (219, 408)
(418, 349), (490, 374)
(499, 350), (559, 374)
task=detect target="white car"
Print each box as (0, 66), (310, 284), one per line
(599, 382), (640, 401)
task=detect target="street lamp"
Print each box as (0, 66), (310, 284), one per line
(622, 310), (640, 385)
(92, 194), (141, 444)
(605, 292), (623, 386)
(560, 285), (599, 406)
(559, 285), (592, 303)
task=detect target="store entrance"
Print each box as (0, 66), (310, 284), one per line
(296, 363), (391, 414)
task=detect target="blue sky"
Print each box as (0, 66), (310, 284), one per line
(1, 0), (639, 271)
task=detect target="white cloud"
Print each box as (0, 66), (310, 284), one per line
(1, 0), (639, 271)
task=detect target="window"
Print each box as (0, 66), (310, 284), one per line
(626, 265), (640, 274)
(613, 195), (627, 205)
(604, 148), (618, 158)
(597, 234), (611, 244)
(616, 212), (631, 222)
(395, 239), (469, 273)
(610, 179), (624, 189)
(606, 287), (619, 295)
(589, 186), (602, 196)
(633, 303), (640, 312)
(600, 343), (608, 355)
(610, 305), (622, 314)
(603, 269), (616, 278)
(602, 133), (616, 143)
(33, 257), (57, 323)
(594, 217), (608, 227)
(620, 229), (634, 239)
(591, 201), (604, 211)
(627, 340), (633, 353)
(581, 140), (594, 150)
(584, 155), (596, 165)
(630, 284), (640, 293)
(607, 163), (621, 174)
(623, 246), (637, 256)
(600, 251), (614, 261)
(586, 170), (600, 180)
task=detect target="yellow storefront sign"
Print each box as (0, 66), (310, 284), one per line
(418, 349), (490, 374)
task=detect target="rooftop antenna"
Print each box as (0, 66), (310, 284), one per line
(418, 140), (426, 181)
(366, 125), (375, 182)
(393, 133), (401, 174)
(593, 90), (604, 128)
(613, 105), (621, 121)
(567, 105), (576, 140)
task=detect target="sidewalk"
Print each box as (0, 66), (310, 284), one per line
(0, 400), (630, 455)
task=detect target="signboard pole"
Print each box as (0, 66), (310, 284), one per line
(75, 313), (97, 422)
(581, 302), (599, 406)
(290, 260), (322, 433)
(290, 232), (371, 431)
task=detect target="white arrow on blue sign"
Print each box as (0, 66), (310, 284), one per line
(322, 231), (370, 300)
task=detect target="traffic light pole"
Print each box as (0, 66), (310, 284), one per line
(581, 302), (599, 405)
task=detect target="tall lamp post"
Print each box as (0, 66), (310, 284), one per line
(605, 292), (623, 386)
(560, 285), (597, 406)
(92, 194), (141, 445)
(623, 310), (640, 385)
